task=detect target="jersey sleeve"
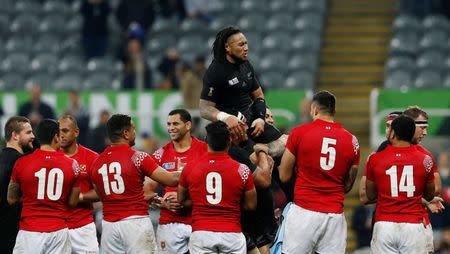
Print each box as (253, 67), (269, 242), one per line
(228, 145), (257, 173)
(151, 148), (164, 165)
(238, 164), (254, 191)
(132, 151), (159, 177)
(248, 62), (261, 92)
(423, 155), (435, 183)
(285, 127), (300, 156)
(71, 159), (81, 187)
(365, 155), (375, 181)
(179, 164), (190, 188)
(201, 67), (221, 103)
(351, 135), (361, 166)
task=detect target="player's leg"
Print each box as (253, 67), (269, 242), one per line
(119, 217), (157, 253)
(281, 204), (325, 254)
(157, 223), (191, 253)
(46, 228), (71, 254)
(424, 224), (434, 254)
(218, 232), (246, 254)
(101, 220), (126, 254)
(398, 223), (427, 254)
(370, 222), (400, 254)
(315, 213), (347, 254)
(69, 222), (99, 254)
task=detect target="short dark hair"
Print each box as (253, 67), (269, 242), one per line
(60, 114), (79, 128)
(4, 116), (30, 141)
(312, 90), (336, 116)
(205, 121), (230, 151)
(403, 106), (428, 120)
(107, 114), (132, 143)
(391, 115), (416, 142)
(36, 119), (60, 145)
(212, 26), (241, 62)
(169, 109), (192, 123)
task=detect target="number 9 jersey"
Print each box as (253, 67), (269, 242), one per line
(286, 119), (360, 214)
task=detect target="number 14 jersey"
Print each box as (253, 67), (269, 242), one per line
(286, 119), (360, 214)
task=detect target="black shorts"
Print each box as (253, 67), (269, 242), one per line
(245, 227), (277, 250)
(248, 122), (283, 144)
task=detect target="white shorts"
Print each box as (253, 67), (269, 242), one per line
(189, 231), (246, 254)
(13, 228), (71, 254)
(282, 204), (347, 254)
(69, 222), (99, 254)
(371, 221), (426, 254)
(424, 223), (434, 253)
(157, 223), (192, 253)
(101, 217), (157, 254)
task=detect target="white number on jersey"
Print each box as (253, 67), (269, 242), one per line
(98, 162), (125, 195)
(34, 168), (64, 200)
(206, 172), (222, 205)
(385, 165), (416, 197)
(320, 137), (337, 170)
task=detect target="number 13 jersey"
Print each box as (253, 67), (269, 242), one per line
(90, 144), (159, 222)
(286, 119), (360, 213)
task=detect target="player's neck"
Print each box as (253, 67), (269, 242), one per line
(173, 136), (192, 153)
(6, 142), (24, 154)
(392, 140), (411, 147)
(62, 143), (78, 157)
(40, 144), (58, 152)
(315, 114), (334, 123)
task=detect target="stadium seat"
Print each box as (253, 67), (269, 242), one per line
(419, 30), (448, 51)
(238, 14), (266, 33)
(83, 73), (113, 90)
(262, 33), (292, 51)
(146, 35), (177, 54)
(259, 71), (285, 89)
(389, 31), (419, 55)
(209, 14), (238, 31)
(14, 1), (42, 17)
(30, 53), (59, 74)
(384, 70), (413, 89)
(392, 15), (421, 33)
(259, 52), (289, 74)
(53, 74), (83, 90)
(151, 19), (178, 36)
(5, 36), (33, 54)
(58, 55), (86, 74)
(385, 56), (415, 75)
(422, 15), (450, 31)
(60, 35), (83, 56)
(43, 1), (71, 16)
(291, 32), (321, 52)
(416, 50), (444, 71)
(0, 1), (14, 16)
(87, 58), (117, 73)
(39, 14), (67, 34)
(443, 74), (450, 88)
(243, 32), (262, 53)
(241, 0), (267, 13)
(10, 14), (39, 35)
(179, 19), (211, 36)
(269, 0), (294, 12)
(266, 13), (295, 32)
(177, 36), (207, 56)
(295, 0), (327, 14)
(33, 35), (61, 55)
(284, 71), (315, 89)
(414, 70), (441, 88)
(66, 15), (82, 34)
(0, 14), (10, 35)
(294, 13), (324, 33)
(26, 73), (55, 90)
(0, 73), (25, 90)
(2, 53), (29, 74)
(288, 53), (319, 73)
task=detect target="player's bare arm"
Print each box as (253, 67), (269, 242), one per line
(359, 176), (377, 205)
(199, 99), (220, 122)
(251, 144), (273, 189)
(177, 184), (189, 206)
(7, 181), (21, 205)
(79, 189), (100, 202)
(241, 188), (257, 211)
(68, 186), (81, 208)
(279, 148), (296, 183)
(423, 181), (436, 202)
(150, 166), (179, 187)
(200, 99), (247, 137)
(422, 173), (444, 213)
(344, 165), (359, 194)
(365, 179), (378, 203)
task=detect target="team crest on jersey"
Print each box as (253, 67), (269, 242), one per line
(423, 155), (433, 173)
(160, 241), (166, 250)
(72, 160), (80, 177)
(238, 164), (250, 183)
(152, 148), (164, 162)
(162, 162), (175, 170)
(228, 77), (239, 86)
(132, 151), (150, 167)
(352, 135), (360, 155)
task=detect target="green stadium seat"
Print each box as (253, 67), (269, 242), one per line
(414, 70), (441, 88)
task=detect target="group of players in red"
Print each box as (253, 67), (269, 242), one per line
(2, 89), (443, 254)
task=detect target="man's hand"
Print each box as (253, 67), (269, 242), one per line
(225, 115), (247, 139)
(251, 118), (265, 137)
(427, 197), (445, 213)
(161, 192), (183, 212)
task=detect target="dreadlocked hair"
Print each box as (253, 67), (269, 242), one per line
(212, 26), (241, 62)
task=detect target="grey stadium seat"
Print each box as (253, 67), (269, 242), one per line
(262, 33), (292, 51)
(43, 1), (71, 16)
(422, 15), (450, 31)
(146, 35), (177, 55)
(295, 0), (327, 14)
(266, 14), (295, 32)
(284, 71), (315, 89)
(288, 53), (319, 73)
(177, 36), (207, 55)
(269, 0), (294, 12)
(39, 15), (67, 35)
(389, 32), (418, 55)
(10, 14), (39, 35)
(14, 1), (42, 17)
(238, 14), (266, 33)
(58, 55), (86, 74)
(258, 52), (289, 74)
(243, 32), (262, 53)
(384, 70), (413, 89)
(419, 30), (448, 51)
(83, 73), (113, 90)
(209, 14), (238, 31)
(240, 0), (267, 13)
(416, 50), (444, 71)
(443, 74), (450, 88)
(392, 15), (421, 33)
(60, 35), (83, 55)
(0, 73), (25, 90)
(385, 56), (415, 75)
(33, 35), (61, 55)
(294, 13), (324, 33)
(291, 32), (321, 52)
(5, 36), (33, 54)
(414, 70), (441, 88)
(0, 14), (10, 35)
(53, 74), (83, 90)
(26, 73), (56, 90)
(87, 58), (117, 73)
(2, 53), (29, 74)
(67, 15), (82, 34)
(259, 71), (285, 89)
(179, 19), (211, 36)
(30, 53), (59, 74)
(0, 1), (14, 16)
(151, 19), (178, 36)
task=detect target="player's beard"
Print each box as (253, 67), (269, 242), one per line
(228, 52), (246, 64)
(129, 138), (136, 147)
(19, 138), (34, 154)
